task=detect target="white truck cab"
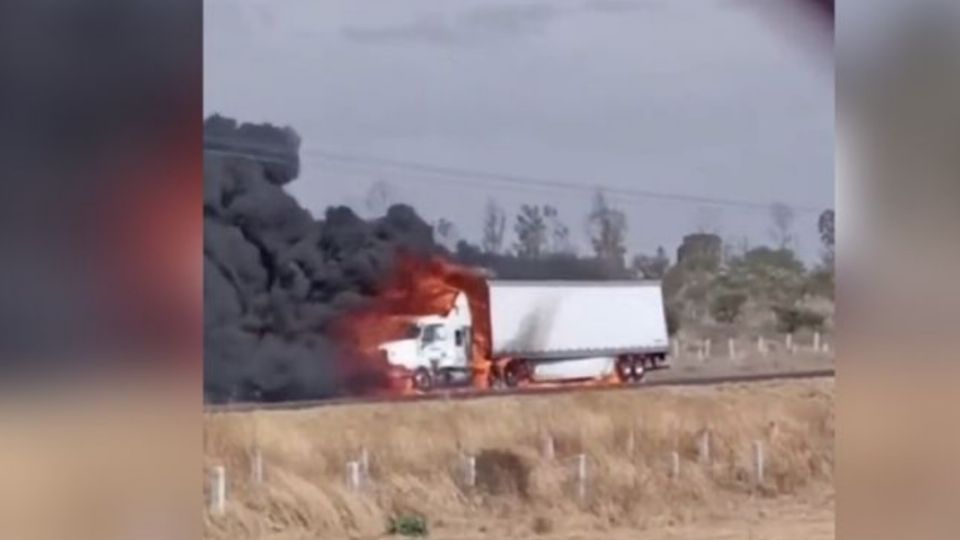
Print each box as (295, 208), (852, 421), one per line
(377, 292), (473, 389)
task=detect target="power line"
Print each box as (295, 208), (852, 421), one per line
(203, 135), (828, 214)
(302, 147), (826, 215)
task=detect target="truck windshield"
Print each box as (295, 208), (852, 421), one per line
(421, 324), (442, 344)
(404, 324), (421, 339)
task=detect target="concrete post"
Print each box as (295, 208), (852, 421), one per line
(576, 454), (587, 503)
(699, 431), (711, 464)
(753, 441), (765, 485)
(360, 447), (370, 480)
(210, 466), (226, 514)
(465, 455), (476, 488)
(346, 461), (361, 491)
(251, 449), (263, 485)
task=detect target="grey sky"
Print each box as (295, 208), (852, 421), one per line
(204, 0), (833, 262)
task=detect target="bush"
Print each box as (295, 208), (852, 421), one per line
(665, 303), (681, 336)
(710, 291), (747, 324)
(805, 268), (834, 298)
(388, 514), (428, 537)
(772, 305), (825, 333)
(684, 281), (710, 305)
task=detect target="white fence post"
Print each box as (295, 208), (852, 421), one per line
(728, 338), (736, 359)
(210, 466), (226, 514)
(360, 447), (370, 481)
(542, 434), (555, 460)
(757, 336), (766, 356)
(786, 334), (793, 354)
(753, 441), (765, 485)
(813, 332), (821, 353)
(251, 448), (263, 485)
(705, 339), (712, 358)
(670, 451), (680, 479)
(699, 431), (711, 464)
(346, 461), (361, 491)
(576, 454), (587, 503)
(465, 454), (476, 488)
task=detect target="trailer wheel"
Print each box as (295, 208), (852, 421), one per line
(412, 368), (433, 391)
(616, 356), (633, 382)
(629, 359), (646, 382)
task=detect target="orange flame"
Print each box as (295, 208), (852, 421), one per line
(332, 254), (492, 394)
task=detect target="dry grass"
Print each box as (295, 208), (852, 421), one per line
(204, 379), (833, 539)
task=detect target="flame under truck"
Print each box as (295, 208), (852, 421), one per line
(377, 281), (670, 391)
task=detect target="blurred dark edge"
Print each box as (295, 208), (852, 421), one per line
(838, 1), (960, 540)
(0, 0), (202, 387)
(0, 3), (202, 540)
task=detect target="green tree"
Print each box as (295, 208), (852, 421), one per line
(481, 198), (507, 254)
(675, 233), (722, 272)
(769, 202), (796, 250)
(544, 205), (573, 255)
(726, 246), (806, 304)
(772, 305), (826, 333)
(665, 302), (681, 336)
(710, 291), (748, 324)
(818, 208), (835, 267)
(513, 204), (547, 258)
(587, 190), (627, 269)
(632, 246), (670, 279)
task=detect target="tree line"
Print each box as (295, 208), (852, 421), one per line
(364, 180), (835, 336)
(367, 180), (832, 272)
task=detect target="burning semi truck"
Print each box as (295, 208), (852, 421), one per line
(373, 279), (671, 392)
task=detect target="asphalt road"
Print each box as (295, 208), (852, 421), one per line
(205, 368), (835, 414)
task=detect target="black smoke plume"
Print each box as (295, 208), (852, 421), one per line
(203, 115), (437, 402)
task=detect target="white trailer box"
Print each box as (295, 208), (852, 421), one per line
(488, 281), (669, 359)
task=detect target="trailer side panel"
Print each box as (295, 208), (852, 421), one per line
(488, 281), (669, 359)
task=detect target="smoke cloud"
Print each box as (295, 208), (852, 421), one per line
(203, 115), (438, 402)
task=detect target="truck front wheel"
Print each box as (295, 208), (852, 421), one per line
(504, 360), (528, 388)
(412, 368), (433, 392)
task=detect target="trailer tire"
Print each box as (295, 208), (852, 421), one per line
(616, 356), (633, 382)
(630, 360), (646, 382)
(412, 368), (433, 391)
